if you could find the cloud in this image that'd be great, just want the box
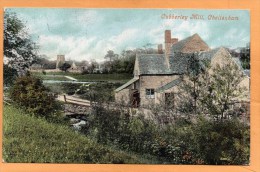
[10,9,249,61]
[38,35,97,60]
[38,28,140,62]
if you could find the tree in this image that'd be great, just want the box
[88,59,99,73]
[4,11,38,76]
[240,53,250,69]
[9,75,59,117]
[176,54,205,116]
[4,64,18,86]
[200,62,247,120]
[104,50,119,62]
[193,118,249,164]
[176,55,247,121]
[59,62,71,72]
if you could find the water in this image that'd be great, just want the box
[43,80,94,84]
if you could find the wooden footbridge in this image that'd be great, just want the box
[56,95,91,107]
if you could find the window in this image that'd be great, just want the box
[146,89,155,99]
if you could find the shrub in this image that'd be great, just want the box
[192,118,250,165]
[42,70,46,75]
[80,82,121,102]
[61,83,81,95]
[9,75,60,117]
[84,105,250,164]
[4,64,18,87]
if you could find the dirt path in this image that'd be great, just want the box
[64,76,77,81]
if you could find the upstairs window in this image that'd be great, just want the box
[146,89,155,99]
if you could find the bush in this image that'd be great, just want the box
[4,64,18,86]
[80,82,121,102]
[193,118,250,165]
[61,83,81,95]
[9,75,60,117]
[83,105,250,164]
[42,70,46,75]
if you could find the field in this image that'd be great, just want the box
[2,105,158,164]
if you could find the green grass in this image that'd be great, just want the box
[32,73,71,81]
[32,72,133,83]
[71,73,133,82]
[3,105,155,164]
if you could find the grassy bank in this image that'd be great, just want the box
[3,105,154,163]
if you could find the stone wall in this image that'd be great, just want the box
[139,75,179,106]
[115,88,131,105]
[64,103,91,116]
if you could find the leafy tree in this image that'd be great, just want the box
[177,55,247,121]
[240,53,250,69]
[86,59,99,73]
[200,62,247,120]
[4,11,38,76]
[9,75,59,117]
[104,50,119,62]
[176,54,206,116]
[59,62,71,72]
[3,64,18,86]
[193,118,249,165]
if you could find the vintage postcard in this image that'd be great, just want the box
[1,6,256,171]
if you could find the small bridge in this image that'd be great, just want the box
[56,95,91,107]
[56,95,91,117]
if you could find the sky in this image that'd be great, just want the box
[5,8,250,62]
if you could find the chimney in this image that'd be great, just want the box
[165,30,172,57]
[165,30,172,67]
[165,30,172,43]
[171,38,178,44]
[158,44,163,54]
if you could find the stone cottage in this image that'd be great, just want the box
[115,30,250,107]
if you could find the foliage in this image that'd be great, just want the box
[59,62,71,72]
[176,54,205,116]
[177,56,247,121]
[9,75,60,117]
[4,11,38,76]
[102,49,136,74]
[4,64,18,86]
[60,83,82,95]
[82,104,249,165]
[200,62,247,120]
[104,50,119,62]
[34,55,57,69]
[193,118,250,165]
[80,82,122,102]
[3,105,152,164]
[84,59,99,73]
[240,53,250,69]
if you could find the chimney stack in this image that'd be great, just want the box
[165,30,172,59]
[165,30,172,43]
[171,38,178,44]
[164,30,179,67]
